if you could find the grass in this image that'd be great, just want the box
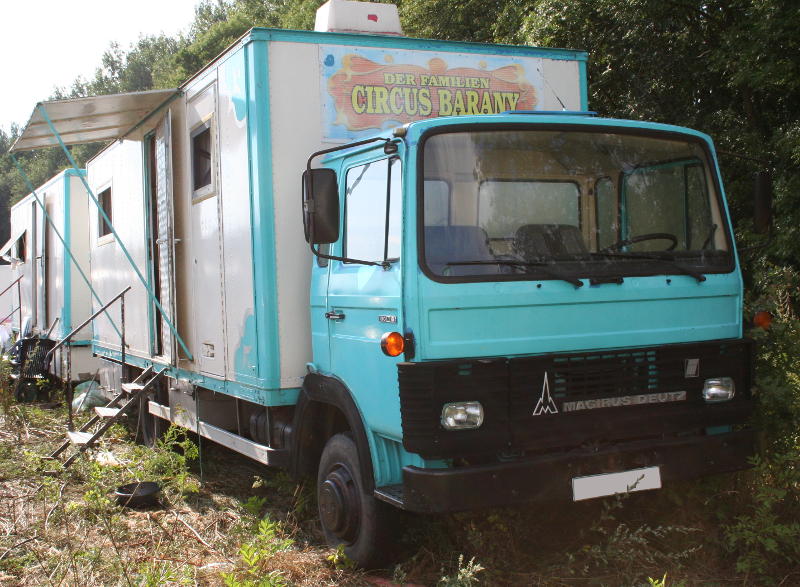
[2,362,799,585]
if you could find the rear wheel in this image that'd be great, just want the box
[13,379,39,403]
[317,433,398,568]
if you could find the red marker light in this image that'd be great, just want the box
[753,310,773,330]
[367,14,378,22]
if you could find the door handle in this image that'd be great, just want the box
[325,311,345,321]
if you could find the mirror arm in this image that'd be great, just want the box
[305,136,396,269]
[305,136,393,174]
[308,241,390,269]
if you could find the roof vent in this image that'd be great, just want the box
[315,0,404,36]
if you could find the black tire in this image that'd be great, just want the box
[317,433,398,568]
[13,379,39,403]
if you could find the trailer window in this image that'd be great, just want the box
[11,232,27,263]
[344,158,401,263]
[191,122,213,197]
[98,187,113,238]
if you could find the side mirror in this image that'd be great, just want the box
[753,171,773,234]
[302,168,340,245]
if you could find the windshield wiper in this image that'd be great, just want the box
[444,260,584,288]
[591,252,707,283]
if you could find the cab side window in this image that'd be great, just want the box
[344,158,401,263]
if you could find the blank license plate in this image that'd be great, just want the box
[572,466,661,501]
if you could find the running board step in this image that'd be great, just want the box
[94,406,122,418]
[374,484,404,508]
[148,400,288,468]
[67,431,94,445]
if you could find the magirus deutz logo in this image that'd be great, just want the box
[532,371,688,416]
[532,371,558,415]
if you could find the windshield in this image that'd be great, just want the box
[420,128,733,282]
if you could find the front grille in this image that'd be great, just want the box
[398,339,753,460]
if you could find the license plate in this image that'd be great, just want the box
[572,466,661,501]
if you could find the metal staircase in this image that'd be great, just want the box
[48,366,165,468]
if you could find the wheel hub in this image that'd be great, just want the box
[319,465,360,542]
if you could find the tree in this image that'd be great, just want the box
[399,0,525,43]
[523,0,800,268]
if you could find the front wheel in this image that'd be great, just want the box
[317,433,398,568]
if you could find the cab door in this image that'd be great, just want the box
[326,155,404,435]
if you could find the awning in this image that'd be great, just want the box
[0,227,25,261]
[10,89,180,152]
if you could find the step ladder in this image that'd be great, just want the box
[48,366,164,469]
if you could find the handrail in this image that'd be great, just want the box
[48,286,131,357]
[1,306,20,325]
[0,276,22,298]
[46,317,60,338]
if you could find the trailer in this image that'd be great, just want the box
[9,0,757,567]
[0,170,102,381]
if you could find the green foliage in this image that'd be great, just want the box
[437,554,484,587]
[647,573,687,587]
[564,495,701,584]
[223,515,293,587]
[723,448,800,579]
[400,0,526,43]
[144,424,201,498]
[242,494,269,517]
[135,560,195,586]
[326,544,355,571]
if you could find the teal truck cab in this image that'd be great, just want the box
[302,112,754,564]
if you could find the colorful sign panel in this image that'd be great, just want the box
[320,45,546,141]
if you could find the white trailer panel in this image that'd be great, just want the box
[3,170,102,380]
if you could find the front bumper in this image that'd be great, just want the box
[394,429,754,513]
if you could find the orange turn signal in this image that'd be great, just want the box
[381,332,405,357]
[753,310,773,330]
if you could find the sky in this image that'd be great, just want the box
[0,0,202,135]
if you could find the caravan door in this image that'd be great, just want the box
[187,81,226,377]
[151,113,178,364]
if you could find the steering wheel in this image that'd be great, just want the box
[602,232,678,252]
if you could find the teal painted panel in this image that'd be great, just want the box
[372,434,439,486]
[326,263,404,439]
[579,60,589,110]
[244,39,281,389]
[420,275,740,359]
[402,113,720,146]
[248,28,588,63]
[93,344,299,406]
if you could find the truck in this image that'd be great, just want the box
[9,0,757,567]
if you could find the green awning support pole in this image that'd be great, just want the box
[10,155,123,341]
[38,103,194,361]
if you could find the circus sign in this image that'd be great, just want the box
[320,46,546,141]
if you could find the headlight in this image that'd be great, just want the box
[703,377,735,402]
[441,401,484,430]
